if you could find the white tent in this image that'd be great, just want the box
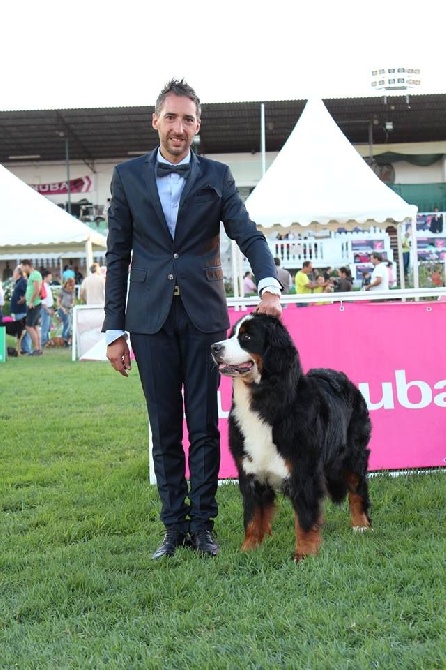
[244,98,418,287]
[0,164,107,264]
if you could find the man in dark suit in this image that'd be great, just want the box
[104,79,282,559]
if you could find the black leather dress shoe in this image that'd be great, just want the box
[190,529,219,556]
[151,529,190,560]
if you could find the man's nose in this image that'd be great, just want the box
[172,118,185,134]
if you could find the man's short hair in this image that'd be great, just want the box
[302,260,312,269]
[274,257,281,266]
[41,269,52,279]
[90,263,99,274]
[371,252,383,262]
[20,258,32,267]
[155,78,201,119]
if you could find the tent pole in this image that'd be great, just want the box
[397,223,405,290]
[231,240,239,300]
[410,218,419,289]
[85,238,93,270]
[261,103,266,177]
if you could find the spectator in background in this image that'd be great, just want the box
[10,265,31,354]
[387,261,396,288]
[361,271,371,288]
[74,265,84,285]
[2,261,13,282]
[312,275,332,305]
[323,267,333,282]
[274,257,291,294]
[430,207,443,234]
[62,264,75,282]
[364,253,389,293]
[80,262,105,305]
[402,232,411,277]
[57,277,75,347]
[334,266,353,292]
[242,271,257,295]
[40,269,54,348]
[20,259,43,356]
[295,261,326,307]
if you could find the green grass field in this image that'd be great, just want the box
[1,345,445,669]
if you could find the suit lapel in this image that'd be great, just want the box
[179,152,200,208]
[144,151,171,239]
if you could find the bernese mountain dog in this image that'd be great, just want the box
[211,313,372,561]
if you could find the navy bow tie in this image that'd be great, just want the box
[157,162,190,178]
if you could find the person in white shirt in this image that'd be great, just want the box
[242,271,257,295]
[40,269,54,347]
[80,263,105,305]
[364,253,389,292]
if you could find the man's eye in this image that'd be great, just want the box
[240,334,250,342]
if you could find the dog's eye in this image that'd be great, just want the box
[240,333,251,342]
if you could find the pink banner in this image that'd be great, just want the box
[183,302,446,476]
[30,176,93,195]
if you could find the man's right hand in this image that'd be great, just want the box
[107,336,131,377]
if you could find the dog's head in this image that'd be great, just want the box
[211,313,300,383]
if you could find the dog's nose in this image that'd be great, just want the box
[211,342,224,357]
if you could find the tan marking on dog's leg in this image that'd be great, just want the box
[240,506,272,551]
[261,502,276,537]
[293,512,322,562]
[241,509,263,551]
[347,474,371,531]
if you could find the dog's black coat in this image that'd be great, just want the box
[211,313,372,559]
[1,317,26,355]
[1,316,26,340]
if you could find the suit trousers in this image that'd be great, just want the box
[130,296,226,533]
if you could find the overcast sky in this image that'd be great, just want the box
[1,0,444,110]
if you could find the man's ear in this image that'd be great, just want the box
[152,113,158,131]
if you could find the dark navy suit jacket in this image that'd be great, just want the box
[103,148,277,335]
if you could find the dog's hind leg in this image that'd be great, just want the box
[240,480,276,552]
[346,473,371,531]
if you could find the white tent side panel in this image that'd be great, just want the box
[0,164,106,251]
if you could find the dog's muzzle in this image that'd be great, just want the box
[211,341,254,376]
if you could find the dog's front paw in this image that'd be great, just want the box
[293,552,310,563]
[352,525,373,533]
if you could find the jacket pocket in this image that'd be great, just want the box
[130,268,147,282]
[205,266,224,281]
[191,185,221,202]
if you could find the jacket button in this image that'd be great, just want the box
[173,253,179,259]
[168,274,174,280]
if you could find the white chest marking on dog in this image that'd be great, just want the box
[233,379,289,489]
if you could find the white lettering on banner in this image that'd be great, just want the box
[217,370,446,418]
[29,176,93,195]
[359,370,446,410]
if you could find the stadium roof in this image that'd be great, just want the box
[1,93,446,165]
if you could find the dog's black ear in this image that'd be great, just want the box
[262,318,301,378]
